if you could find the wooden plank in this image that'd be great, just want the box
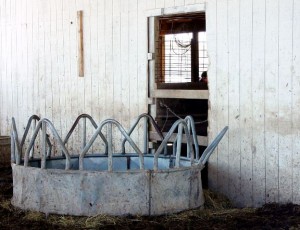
[112,0,122,151]
[194,0,206,3]
[76,0,85,153]
[120,0,130,132]
[37,0,46,121]
[16,0,23,130]
[49,0,61,155]
[227,0,241,207]
[278,0,293,204]
[137,0,148,118]
[155,0,164,9]
[26,0,34,127]
[96,0,105,123]
[153,89,208,99]
[163,4,205,15]
[174,0,185,7]
[215,0,229,200]
[20,0,29,128]
[252,0,266,207]
[185,0,195,6]
[146,0,155,10]
[93,0,107,153]
[56,0,65,146]
[68,0,79,153]
[164,0,175,8]
[88,0,99,153]
[62,0,72,150]
[0,0,6,134]
[149,131,208,146]
[11,0,17,129]
[45,0,53,121]
[239,0,253,207]
[82,1,93,154]
[104,0,113,119]
[128,0,139,151]
[6,0,11,134]
[292,0,300,205]
[206,0,218,191]
[77,11,84,77]
[265,0,279,204]
[0,1,3,134]
[137,0,148,149]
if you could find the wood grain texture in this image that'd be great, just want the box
[239,0,254,207]
[292,0,300,205]
[206,0,218,191]
[77,10,84,77]
[227,0,241,207]
[252,0,266,207]
[0,0,300,208]
[215,0,229,199]
[278,0,293,204]
[265,0,279,204]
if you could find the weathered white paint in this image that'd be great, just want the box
[1,0,300,208]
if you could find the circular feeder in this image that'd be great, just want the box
[10,114,228,216]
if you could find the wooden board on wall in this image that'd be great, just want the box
[239,0,253,207]
[278,0,293,204]
[292,0,300,205]
[227,0,241,207]
[265,0,279,204]
[252,0,266,207]
[215,0,229,200]
[206,0,218,191]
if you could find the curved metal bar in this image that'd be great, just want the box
[63,114,108,154]
[121,113,165,154]
[153,119,194,171]
[11,118,22,165]
[24,119,71,170]
[20,115,52,158]
[20,115,40,147]
[79,119,144,171]
[198,126,229,165]
[184,116,200,160]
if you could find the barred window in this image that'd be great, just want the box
[156,13,208,86]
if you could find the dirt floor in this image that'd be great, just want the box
[1,166,300,230]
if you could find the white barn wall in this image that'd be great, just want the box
[206,0,300,207]
[1,0,300,207]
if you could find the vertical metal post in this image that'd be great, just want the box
[11,131,16,163]
[82,117,87,151]
[30,119,36,158]
[143,118,148,154]
[191,32,199,82]
[186,119,191,158]
[41,121,47,169]
[175,124,183,168]
[108,123,113,171]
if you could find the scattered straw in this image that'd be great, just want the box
[204,189,233,210]
[85,214,122,228]
[0,200,14,212]
[23,211,45,222]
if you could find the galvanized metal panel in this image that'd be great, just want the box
[12,164,151,216]
[150,166,204,215]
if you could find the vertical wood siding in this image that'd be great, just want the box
[1,0,300,207]
[207,0,300,207]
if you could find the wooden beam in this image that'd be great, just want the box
[77,10,84,77]
[152,89,209,99]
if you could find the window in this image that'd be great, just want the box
[155,13,207,88]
